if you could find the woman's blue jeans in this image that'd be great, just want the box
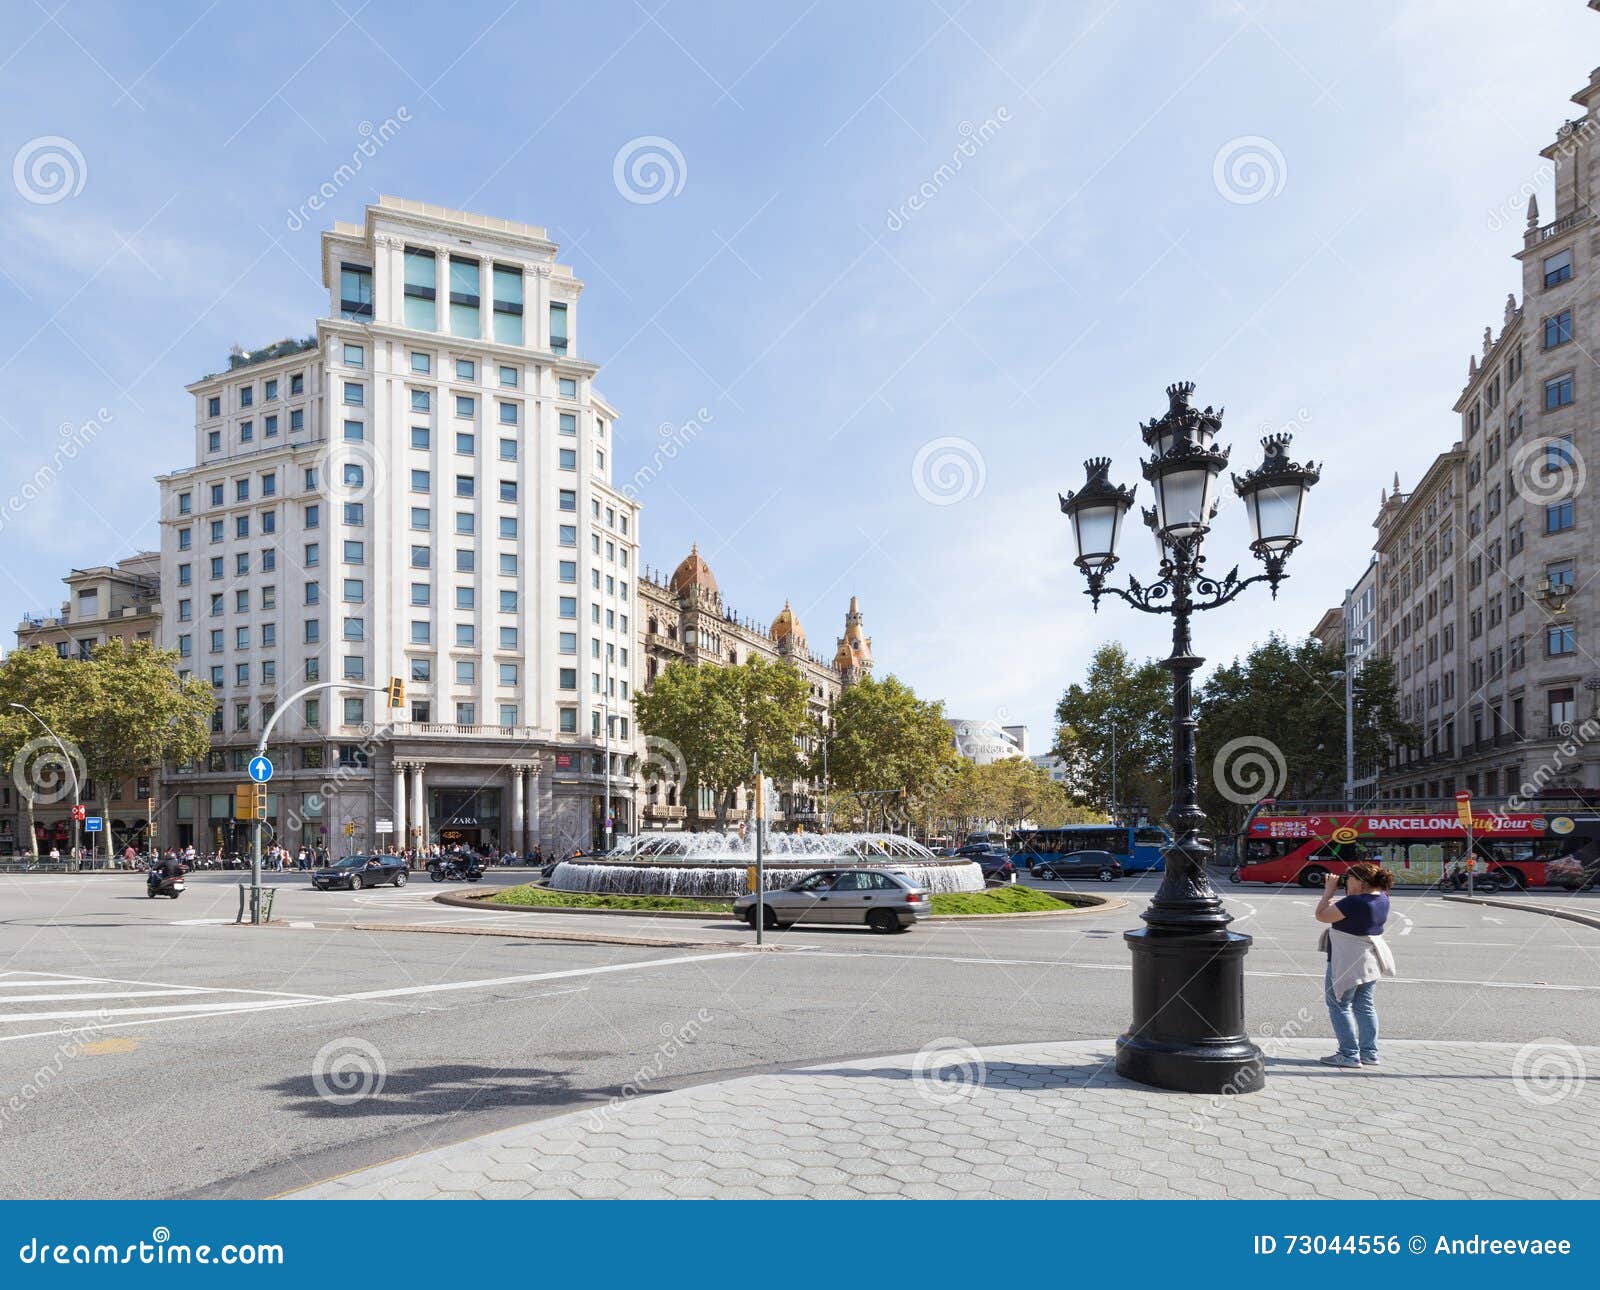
[1324,964,1379,1061]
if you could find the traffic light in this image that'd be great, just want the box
[386,676,406,709]
[254,784,267,821]
[70,804,86,822]
[234,785,254,821]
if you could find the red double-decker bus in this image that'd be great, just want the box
[1232,802,1600,890]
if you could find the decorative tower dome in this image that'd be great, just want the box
[833,595,873,685]
[669,544,719,602]
[770,600,805,655]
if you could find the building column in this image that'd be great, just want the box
[411,763,427,851]
[510,764,526,857]
[392,762,407,851]
[529,762,544,853]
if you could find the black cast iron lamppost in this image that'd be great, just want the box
[1060,381,1320,1094]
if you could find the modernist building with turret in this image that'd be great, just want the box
[638,546,872,829]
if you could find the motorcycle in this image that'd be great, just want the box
[147,868,186,899]
[428,852,484,883]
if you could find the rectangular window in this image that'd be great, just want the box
[559,708,577,733]
[449,256,480,337]
[343,420,364,441]
[559,596,577,618]
[404,248,437,331]
[499,590,517,612]
[304,541,320,567]
[343,540,365,564]
[289,408,303,432]
[455,659,476,684]
[455,395,475,418]
[340,263,373,319]
[499,516,517,539]
[1547,501,1575,532]
[549,302,568,354]
[1548,624,1576,656]
[239,420,253,443]
[559,411,577,436]
[305,580,320,605]
[411,583,431,606]
[499,480,517,502]
[412,469,431,493]
[343,381,363,406]
[559,489,576,511]
[558,377,577,398]
[411,350,432,374]
[304,503,320,529]
[499,365,518,388]
[1543,248,1573,288]
[498,553,517,575]
[559,524,577,547]
[343,502,364,527]
[456,475,475,498]
[411,389,431,413]
[559,448,577,470]
[206,396,221,418]
[559,632,577,654]
[411,426,430,450]
[261,472,277,497]
[264,414,278,438]
[411,544,431,568]
[492,264,523,344]
[1544,310,1574,348]
[498,401,518,426]
[456,432,475,455]
[559,560,577,583]
[499,438,517,462]
[235,515,250,539]
[500,626,518,649]
[343,342,364,367]
[455,586,475,610]
[343,578,365,602]
[1545,374,1574,409]
[410,621,431,644]
[455,623,475,647]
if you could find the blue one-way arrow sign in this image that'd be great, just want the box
[248,756,274,784]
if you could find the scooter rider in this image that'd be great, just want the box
[148,850,186,894]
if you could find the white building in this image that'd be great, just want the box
[156,197,638,857]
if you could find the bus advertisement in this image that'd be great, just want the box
[1233,807,1599,890]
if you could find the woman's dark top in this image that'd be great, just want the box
[1332,892,1389,937]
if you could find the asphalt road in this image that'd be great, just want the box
[0,869,1596,1199]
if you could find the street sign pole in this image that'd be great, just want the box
[1455,790,1474,897]
[753,752,764,948]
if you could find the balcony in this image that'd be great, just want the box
[389,721,551,742]
[642,804,688,820]
[1526,205,1591,247]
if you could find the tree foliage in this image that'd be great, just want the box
[635,656,810,829]
[928,756,1099,840]
[1052,642,1172,821]
[1196,634,1412,833]
[822,674,959,829]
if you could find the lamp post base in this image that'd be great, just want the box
[1115,926,1265,1095]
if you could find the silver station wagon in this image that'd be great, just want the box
[733,868,928,933]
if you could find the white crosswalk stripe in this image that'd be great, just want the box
[0,970,327,1042]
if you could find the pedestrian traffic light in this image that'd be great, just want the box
[234,785,254,821]
[386,676,406,709]
[70,804,86,822]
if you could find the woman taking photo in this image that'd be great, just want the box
[1314,861,1397,1069]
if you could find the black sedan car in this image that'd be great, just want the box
[312,854,409,891]
[1029,850,1123,883]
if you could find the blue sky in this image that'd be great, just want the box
[0,0,1595,747]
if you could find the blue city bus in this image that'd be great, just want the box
[1008,824,1169,873]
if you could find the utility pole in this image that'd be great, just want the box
[1110,716,1118,825]
[1343,584,1356,812]
[753,751,765,947]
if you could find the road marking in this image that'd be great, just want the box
[0,950,750,1043]
[1395,911,1414,937]
[0,989,221,1003]
[1483,915,1505,925]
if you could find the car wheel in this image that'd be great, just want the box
[394,870,408,887]
[1035,867,1054,881]
[1299,866,1328,888]
[350,874,363,891]
[868,909,900,934]
[744,907,759,930]
[761,904,780,930]
[1098,868,1115,882]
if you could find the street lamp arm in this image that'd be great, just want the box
[1085,559,1288,614]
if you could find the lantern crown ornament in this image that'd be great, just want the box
[1059,457,1136,574]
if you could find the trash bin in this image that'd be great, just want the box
[235,884,279,924]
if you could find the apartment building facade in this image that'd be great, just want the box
[154,197,639,856]
[1373,65,1600,802]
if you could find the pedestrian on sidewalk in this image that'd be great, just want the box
[1314,861,1397,1069]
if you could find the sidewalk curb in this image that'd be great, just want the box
[1443,892,1600,931]
[347,922,772,950]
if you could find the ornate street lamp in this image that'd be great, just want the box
[1059,380,1319,1095]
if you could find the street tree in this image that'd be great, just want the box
[635,656,810,830]
[70,642,214,857]
[823,674,959,831]
[1053,642,1171,821]
[1196,633,1411,833]
[0,648,83,857]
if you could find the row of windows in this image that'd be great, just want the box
[340,253,569,354]
[204,372,306,419]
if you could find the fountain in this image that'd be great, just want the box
[547,831,985,897]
